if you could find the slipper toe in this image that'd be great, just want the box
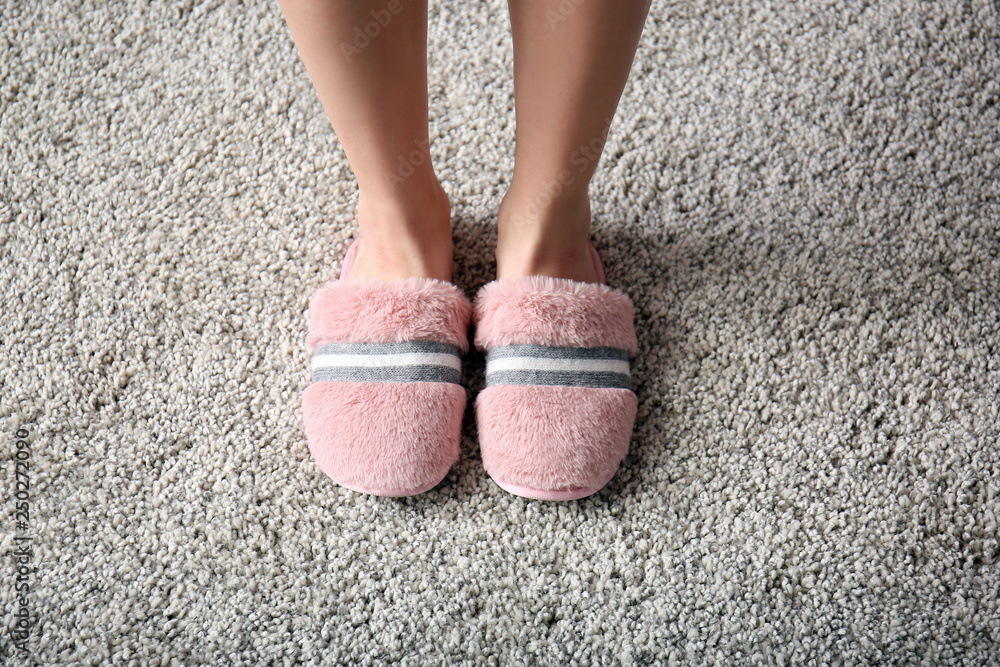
[304,380,466,496]
[475,384,637,500]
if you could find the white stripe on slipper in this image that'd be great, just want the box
[312,352,462,372]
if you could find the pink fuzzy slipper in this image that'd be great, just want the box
[472,245,638,500]
[302,240,472,496]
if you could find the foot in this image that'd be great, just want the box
[347,180,454,282]
[495,188,600,284]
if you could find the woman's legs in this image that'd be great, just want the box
[278,0,452,281]
[499,0,652,283]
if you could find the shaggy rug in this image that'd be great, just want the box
[2,0,998,663]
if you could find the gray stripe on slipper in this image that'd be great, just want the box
[485,369,632,389]
[312,366,462,384]
[486,344,628,362]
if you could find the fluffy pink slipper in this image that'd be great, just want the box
[472,245,638,500]
[302,240,472,496]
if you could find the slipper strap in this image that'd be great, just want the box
[484,343,631,390]
[311,341,464,384]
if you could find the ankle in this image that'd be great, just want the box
[359,178,451,237]
[495,191,599,283]
[350,180,454,282]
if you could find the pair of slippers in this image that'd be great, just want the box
[302,239,637,500]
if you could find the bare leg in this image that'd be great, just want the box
[279,0,452,281]
[499,0,652,282]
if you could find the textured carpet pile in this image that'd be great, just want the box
[2,0,999,663]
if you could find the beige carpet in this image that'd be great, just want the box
[2,0,999,663]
